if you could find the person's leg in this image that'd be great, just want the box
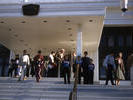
[18,66,22,81]
[78,68,81,84]
[8,68,12,77]
[83,69,87,84]
[90,71,93,84]
[86,70,90,84]
[67,68,71,84]
[88,70,91,84]
[35,67,40,82]
[39,67,41,80]
[26,66,29,77]
[63,68,67,84]
[118,79,120,85]
[12,67,15,77]
[105,68,109,85]
[16,66,19,77]
[15,66,17,77]
[21,66,24,80]
[110,67,115,85]
[23,65,27,80]
[116,79,120,86]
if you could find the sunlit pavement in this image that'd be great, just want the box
[0,77,133,100]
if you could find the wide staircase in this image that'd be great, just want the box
[0,77,133,100]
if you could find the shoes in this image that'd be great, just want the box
[23,77,27,80]
[16,75,19,78]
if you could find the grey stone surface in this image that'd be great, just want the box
[0,77,133,100]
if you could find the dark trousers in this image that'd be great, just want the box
[63,67,70,84]
[8,66,18,77]
[30,66,35,77]
[83,68,89,84]
[105,64,115,85]
[88,70,94,84]
[35,66,41,82]
[78,68,82,84]
[8,68,13,77]
[26,66,30,77]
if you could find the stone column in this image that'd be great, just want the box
[76,24,82,56]
[88,49,99,84]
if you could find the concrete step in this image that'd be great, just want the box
[0,77,71,100]
[0,77,133,100]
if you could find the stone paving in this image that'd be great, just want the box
[0,77,133,100]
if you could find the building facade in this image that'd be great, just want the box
[0,0,133,82]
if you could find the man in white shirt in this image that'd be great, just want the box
[18,50,30,81]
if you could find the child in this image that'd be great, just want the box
[88,59,95,84]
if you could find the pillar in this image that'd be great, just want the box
[76,24,82,56]
[88,49,99,83]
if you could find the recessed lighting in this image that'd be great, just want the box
[25,44,28,46]
[70,40,74,41]
[68,28,72,30]
[14,34,18,37]
[69,34,72,36]
[0,21,4,23]
[9,28,12,31]
[21,21,26,23]
[66,20,70,22]
[43,48,46,50]
[43,21,47,23]
[20,40,24,42]
[89,20,93,22]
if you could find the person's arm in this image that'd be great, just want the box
[122,59,125,73]
[103,56,108,68]
[27,56,30,66]
[112,57,116,70]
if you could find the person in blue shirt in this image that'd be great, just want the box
[75,56,82,84]
[103,53,116,85]
[62,55,71,84]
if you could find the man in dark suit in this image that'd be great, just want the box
[82,51,91,84]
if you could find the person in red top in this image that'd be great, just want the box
[34,50,44,82]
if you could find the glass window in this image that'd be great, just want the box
[126,35,132,47]
[118,35,124,47]
[108,36,114,47]
[100,36,107,47]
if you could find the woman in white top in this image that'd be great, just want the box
[116,52,125,86]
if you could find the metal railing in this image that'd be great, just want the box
[69,64,79,100]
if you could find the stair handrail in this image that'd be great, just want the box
[69,63,79,100]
